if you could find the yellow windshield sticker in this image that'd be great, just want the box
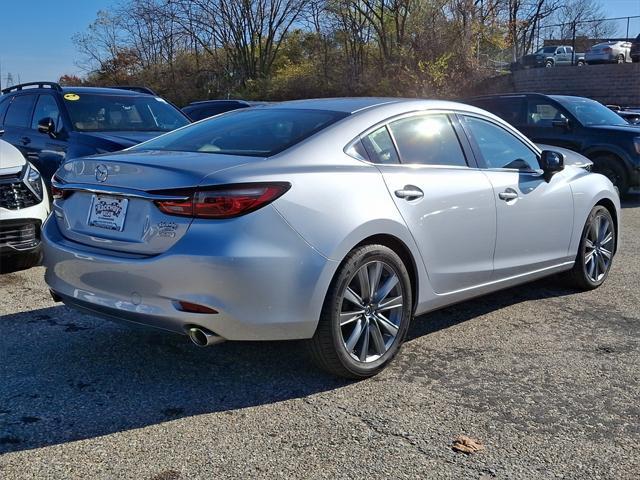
[64,93,80,101]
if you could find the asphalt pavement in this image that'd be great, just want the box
[0,194,638,479]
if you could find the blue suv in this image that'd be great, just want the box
[0,82,190,186]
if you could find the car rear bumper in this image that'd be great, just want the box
[42,206,337,341]
[586,53,618,63]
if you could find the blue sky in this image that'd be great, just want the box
[1,0,639,88]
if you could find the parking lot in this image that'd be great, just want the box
[0,193,638,479]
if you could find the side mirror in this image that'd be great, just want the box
[540,150,564,181]
[551,117,570,130]
[37,117,56,137]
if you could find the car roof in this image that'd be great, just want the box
[187,99,256,107]
[61,86,151,96]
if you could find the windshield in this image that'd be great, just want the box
[64,93,189,132]
[556,97,628,126]
[132,108,348,157]
[536,47,557,54]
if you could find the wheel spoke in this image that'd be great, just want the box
[340,311,363,326]
[377,295,403,312]
[587,254,596,280]
[359,323,370,362]
[597,254,607,277]
[357,267,371,303]
[584,249,595,264]
[592,253,600,280]
[600,247,612,260]
[601,231,613,246]
[369,320,386,355]
[585,238,595,250]
[375,313,399,336]
[345,318,365,352]
[344,287,365,309]
[598,218,610,244]
[375,274,399,303]
[368,262,383,298]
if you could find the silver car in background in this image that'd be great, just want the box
[586,41,633,64]
[43,98,620,378]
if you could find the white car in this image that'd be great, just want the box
[0,140,49,272]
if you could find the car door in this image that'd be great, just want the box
[0,93,37,160]
[459,114,574,279]
[520,97,584,151]
[359,112,496,294]
[28,93,69,181]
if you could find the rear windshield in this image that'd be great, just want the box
[132,108,348,157]
[64,93,189,132]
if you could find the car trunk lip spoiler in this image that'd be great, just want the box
[50,181,191,201]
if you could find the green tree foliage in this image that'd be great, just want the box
[65,0,567,105]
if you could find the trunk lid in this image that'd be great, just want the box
[53,150,260,255]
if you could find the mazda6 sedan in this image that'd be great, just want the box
[43,98,620,378]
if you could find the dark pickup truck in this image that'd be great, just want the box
[520,46,585,68]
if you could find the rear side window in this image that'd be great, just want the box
[0,97,10,123]
[186,105,247,121]
[471,97,526,126]
[361,126,400,164]
[388,114,467,167]
[4,95,36,127]
[133,108,348,157]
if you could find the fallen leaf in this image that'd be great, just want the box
[452,435,485,454]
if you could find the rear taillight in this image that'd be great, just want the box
[51,175,70,200]
[155,183,290,219]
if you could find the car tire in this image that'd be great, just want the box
[545,60,554,68]
[616,54,625,64]
[563,205,615,291]
[592,155,629,197]
[577,60,585,66]
[307,244,413,379]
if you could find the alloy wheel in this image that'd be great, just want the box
[584,214,614,283]
[339,260,404,363]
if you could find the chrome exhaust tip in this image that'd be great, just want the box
[187,327,225,347]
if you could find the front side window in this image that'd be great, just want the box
[463,116,539,171]
[4,95,36,128]
[31,95,62,131]
[133,108,347,157]
[64,93,189,132]
[527,100,568,127]
[361,126,400,164]
[388,114,467,167]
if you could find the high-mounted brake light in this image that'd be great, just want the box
[155,183,290,219]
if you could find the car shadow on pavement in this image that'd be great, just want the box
[0,275,579,454]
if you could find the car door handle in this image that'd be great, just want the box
[20,136,31,145]
[498,189,519,201]
[395,186,424,200]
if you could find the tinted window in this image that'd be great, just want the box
[0,97,10,123]
[4,95,36,127]
[31,95,62,131]
[471,97,525,126]
[64,93,188,132]
[133,108,347,157]
[527,99,568,127]
[463,116,539,170]
[388,114,467,167]
[184,104,249,121]
[361,126,399,164]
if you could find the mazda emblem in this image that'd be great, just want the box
[95,164,109,183]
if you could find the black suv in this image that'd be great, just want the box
[0,82,190,186]
[182,99,268,121]
[465,93,640,195]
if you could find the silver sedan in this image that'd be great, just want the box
[43,98,620,378]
